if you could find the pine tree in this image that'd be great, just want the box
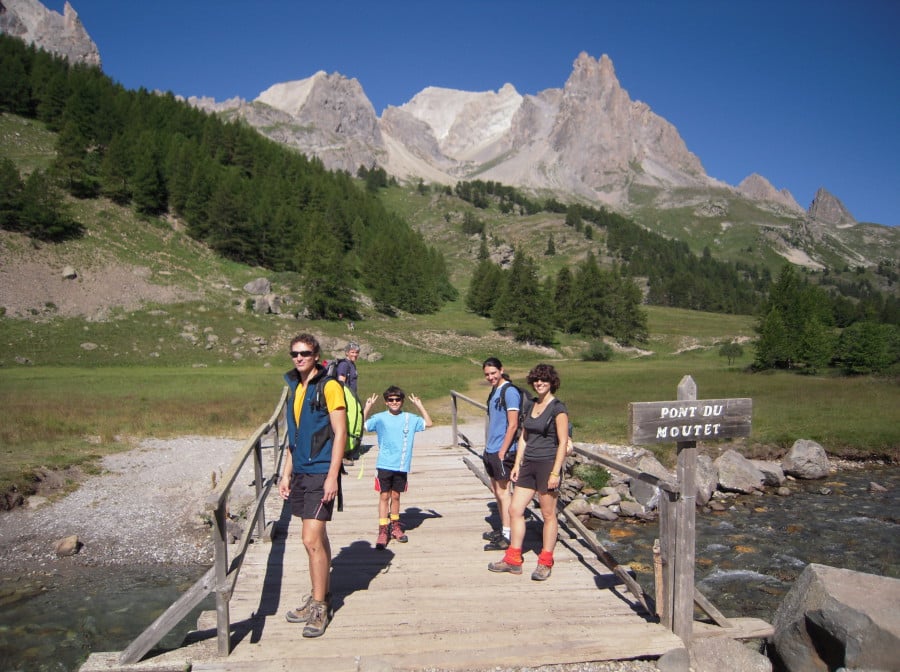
[492,250,555,345]
[0,158,23,230]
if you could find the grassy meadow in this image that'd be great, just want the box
[2,302,898,501]
[1,112,897,502]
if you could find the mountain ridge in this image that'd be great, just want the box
[3,0,896,278]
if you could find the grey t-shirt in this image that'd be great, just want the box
[522,399,567,461]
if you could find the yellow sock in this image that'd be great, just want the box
[390,514,400,522]
[379,518,389,526]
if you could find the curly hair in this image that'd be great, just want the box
[526,363,561,393]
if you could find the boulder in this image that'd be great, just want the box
[751,459,786,486]
[772,563,900,672]
[243,277,271,295]
[691,638,771,672]
[629,454,673,508]
[696,453,718,505]
[782,439,831,480]
[715,449,765,494]
[61,265,77,279]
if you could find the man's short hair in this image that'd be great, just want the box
[345,342,360,353]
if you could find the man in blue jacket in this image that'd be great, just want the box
[279,333,346,638]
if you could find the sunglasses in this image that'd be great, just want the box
[385,397,403,402]
[290,350,314,358]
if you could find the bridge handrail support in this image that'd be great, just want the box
[117,386,290,665]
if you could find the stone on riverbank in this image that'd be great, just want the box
[782,439,831,480]
[54,534,81,557]
[772,563,900,672]
[715,449,765,494]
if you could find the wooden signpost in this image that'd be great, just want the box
[627,376,752,646]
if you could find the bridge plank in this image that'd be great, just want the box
[83,428,695,671]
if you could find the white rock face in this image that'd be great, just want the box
[0,0,101,66]
[256,72,326,116]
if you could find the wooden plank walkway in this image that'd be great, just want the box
[85,424,694,671]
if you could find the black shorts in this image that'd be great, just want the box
[290,472,335,521]
[482,450,516,482]
[375,469,408,493]
[515,458,557,494]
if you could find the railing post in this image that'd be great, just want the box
[212,503,231,656]
[451,391,459,447]
[672,375,697,646]
[253,438,266,539]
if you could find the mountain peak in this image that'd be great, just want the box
[0,0,100,66]
[737,174,804,214]
[808,188,856,227]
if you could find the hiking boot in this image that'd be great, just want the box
[483,535,510,551]
[390,520,408,543]
[302,599,330,638]
[482,529,502,541]
[531,564,552,581]
[487,559,522,575]
[286,592,331,623]
[375,524,389,549]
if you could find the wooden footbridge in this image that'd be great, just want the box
[81,386,771,672]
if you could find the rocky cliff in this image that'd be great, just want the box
[0,0,100,66]
[7,2,879,242]
[807,187,857,227]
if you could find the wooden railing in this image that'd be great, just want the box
[447,388,729,642]
[117,387,290,664]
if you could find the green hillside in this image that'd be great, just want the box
[2,109,899,507]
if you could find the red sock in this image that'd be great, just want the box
[538,550,554,567]
[504,547,523,565]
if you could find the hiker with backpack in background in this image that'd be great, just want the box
[489,363,569,582]
[335,342,360,393]
[481,357,522,551]
[363,386,432,549]
[326,343,363,464]
[279,333,346,637]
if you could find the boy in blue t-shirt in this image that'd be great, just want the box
[363,386,432,549]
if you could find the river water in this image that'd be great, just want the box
[0,466,897,671]
[596,464,900,622]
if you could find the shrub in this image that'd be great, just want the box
[572,462,610,490]
[582,341,613,362]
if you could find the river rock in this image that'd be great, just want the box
[715,449,764,494]
[782,439,831,480]
[566,497,592,516]
[598,491,621,507]
[696,453,718,505]
[691,637,772,672]
[657,647,690,672]
[629,454,673,508]
[772,563,900,672]
[618,500,645,517]
[751,459,786,486]
[54,534,81,557]
[589,504,618,521]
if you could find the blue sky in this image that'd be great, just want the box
[44,0,900,226]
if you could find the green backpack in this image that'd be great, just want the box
[314,364,363,458]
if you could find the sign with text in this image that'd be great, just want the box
[627,398,752,445]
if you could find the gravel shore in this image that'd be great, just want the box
[0,436,251,573]
[0,434,666,671]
